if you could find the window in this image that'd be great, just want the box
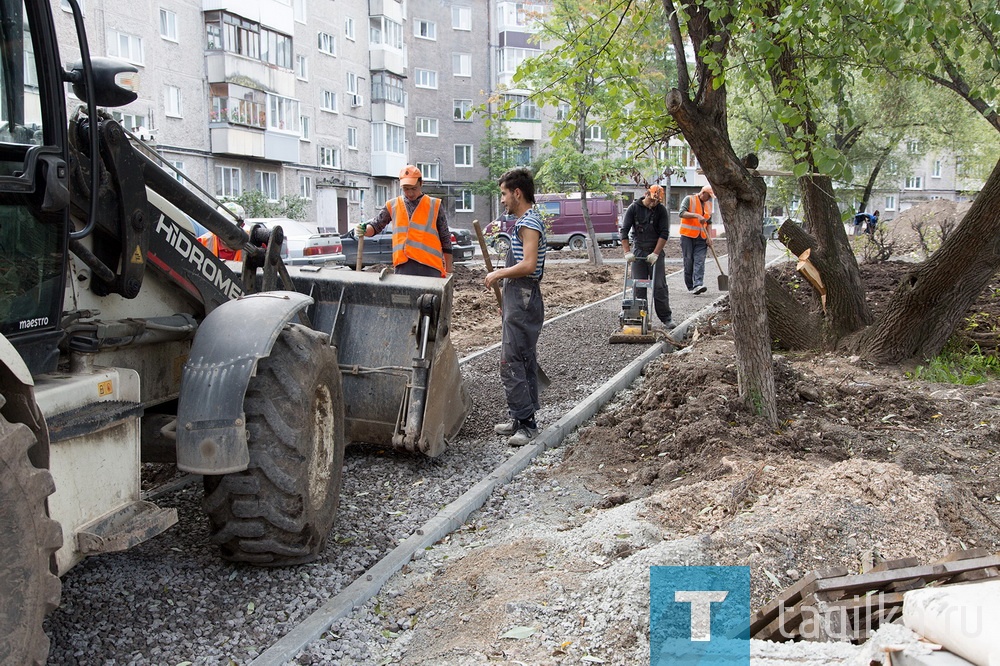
[347,72,359,95]
[371,72,404,105]
[318,31,336,56]
[215,12,260,58]
[375,184,389,206]
[453,99,473,121]
[345,17,355,41]
[586,125,605,142]
[416,162,439,181]
[257,171,279,201]
[61,0,86,13]
[452,6,472,30]
[370,17,403,49]
[885,195,896,211]
[452,53,471,77]
[456,190,474,212]
[906,140,921,154]
[111,111,146,131]
[300,115,311,140]
[293,0,306,23]
[904,175,923,190]
[216,166,242,198]
[299,174,313,199]
[502,94,539,121]
[415,117,438,136]
[165,85,182,117]
[497,47,538,74]
[511,144,531,165]
[159,9,178,41]
[454,144,473,167]
[296,54,308,80]
[210,83,266,127]
[261,29,293,69]
[555,102,571,121]
[268,95,300,132]
[107,30,144,65]
[347,126,358,149]
[170,160,186,184]
[497,2,545,28]
[321,90,338,113]
[932,160,942,178]
[372,123,405,154]
[415,19,437,40]
[319,146,340,168]
[415,69,438,89]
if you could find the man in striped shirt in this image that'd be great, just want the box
[485,168,547,446]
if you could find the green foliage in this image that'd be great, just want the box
[470,120,525,198]
[906,345,1000,385]
[232,191,308,220]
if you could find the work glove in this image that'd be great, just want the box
[624,252,635,262]
[354,222,367,237]
[645,253,658,266]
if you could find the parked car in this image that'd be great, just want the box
[485,193,622,254]
[450,227,476,262]
[246,217,345,265]
[341,226,475,268]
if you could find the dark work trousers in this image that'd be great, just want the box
[680,236,708,291]
[632,250,672,325]
[395,259,443,277]
[500,276,544,421]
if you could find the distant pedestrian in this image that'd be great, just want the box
[853,210,872,236]
[486,167,547,447]
[866,210,880,237]
[621,184,673,328]
[678,186,714,294]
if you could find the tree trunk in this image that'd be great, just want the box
[796,175,873,339]
[577,184,605,266]
[862,156,1000,363]
[666,89,776,425]
[765,273,824,351]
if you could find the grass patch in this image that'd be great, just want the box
[907,344,1000,385]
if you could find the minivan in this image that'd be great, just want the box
[487,193,622,253]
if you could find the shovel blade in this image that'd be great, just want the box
[718,273,729,291]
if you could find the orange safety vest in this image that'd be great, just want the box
[197,233,243,261]
[388,196,445,276]
[679,195,712,239]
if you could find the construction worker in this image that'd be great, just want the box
[356,165,453,277]
[197,202,245,261]
[622,184,673,329]
[678,185,714,294]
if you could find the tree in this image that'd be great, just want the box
[514,0,642,266]
[233,190,308,220]
[470,119,527,223]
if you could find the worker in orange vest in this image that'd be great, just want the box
[356,165,453,277]
[197,202,245,261]
[678,185,714,294]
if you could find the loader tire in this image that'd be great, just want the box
[0,416,62,666]
[203,324,345,565]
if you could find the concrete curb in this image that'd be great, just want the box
[250,339,669,666]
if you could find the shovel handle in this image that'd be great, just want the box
[708,241,725,274]
[473,220,503,309]
[355,226,365,272]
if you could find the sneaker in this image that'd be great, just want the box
[494,419,518,436]
[687,288,696,293]
[694,285,708,295]
[507,425,539,447]
[664,320,676,329]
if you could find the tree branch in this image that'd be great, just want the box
[663,0,689,95]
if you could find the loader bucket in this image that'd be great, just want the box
[288,269,471,457]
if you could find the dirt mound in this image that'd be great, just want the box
[881,199,973,256]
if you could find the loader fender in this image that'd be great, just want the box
[175,291,313,474]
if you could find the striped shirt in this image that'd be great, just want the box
[511,207,547,280]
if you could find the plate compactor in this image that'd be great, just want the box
[610,262,658,344]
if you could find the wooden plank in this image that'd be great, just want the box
[749,566,849,638]
[810,556,1000,595]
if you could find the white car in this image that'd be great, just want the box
[246,217,346,266]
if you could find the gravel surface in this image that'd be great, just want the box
[43,295,650,665]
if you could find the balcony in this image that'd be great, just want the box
[210,126,264,158]
[206,51,296,98]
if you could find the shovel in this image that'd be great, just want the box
[355,224,366,272]
[472,220,551,392]
[707,241,729,291]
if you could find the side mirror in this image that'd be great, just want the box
[65,57,139,108]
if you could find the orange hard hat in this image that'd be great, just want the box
[648,184,664,201]
[700,185,714,196]
[399,165,422,185]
